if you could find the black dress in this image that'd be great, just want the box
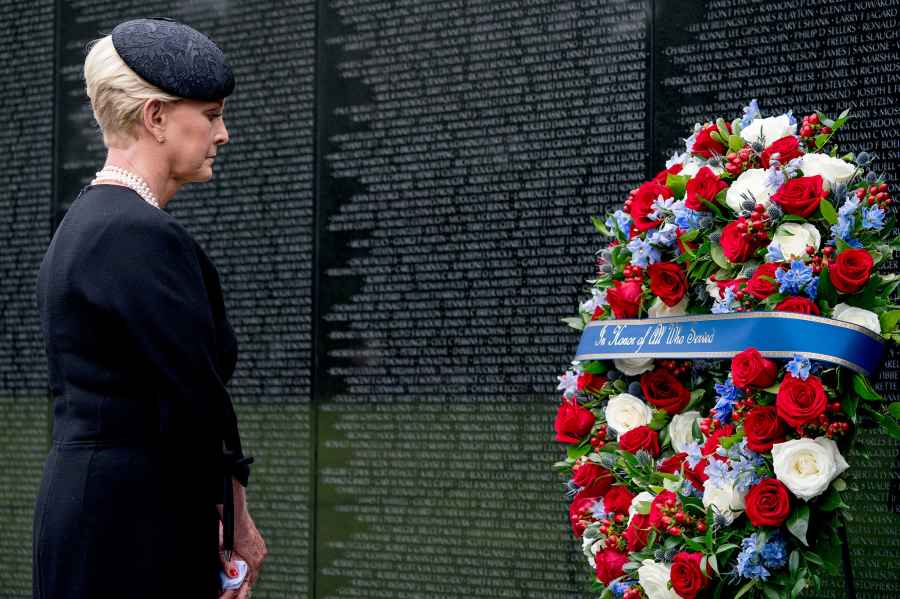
[33,185,244,599]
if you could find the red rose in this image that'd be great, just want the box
[648,262,688,307]
[569,495,597,537]
[746,262,780,300]
[554,400,596,444]
[640,369,690,414]
[685,458,708,490]
[653,163,684,185]
[743,405,786,452]
[603,485,636,515]
[702,424,735,456]
[607,280,643,319]
[649,490,678,529]
[591,306,606,320]
[745,478,792,527]
[577,372,607,394]
[731,348,777,390]
[771,175,825,217]
[670,551,710,599]
[776,374,827,428]
[829,248,874,294]
[619,425,661,457]
[708,273,748,299]
[572,462,609,489]
[775,296,821,315]
[595,549,629,585]
[761,136,802,169]
[685,167,728,211]
[720,219,765,263]
[658,452,687,474]
[625,512,652,551]
[629,181,672,231]
[691,122,730,158]
[574,472,614,503]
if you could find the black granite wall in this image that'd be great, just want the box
[0,0,896,597]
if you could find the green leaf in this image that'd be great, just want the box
[728,134,744,152]
[710,244,730,269]
[815,134,830,149]
[567,443,592,460]
[716,117,730,140]
[819,198,837,225]
[789,550,800,576]
[841,392,858,420]
[818,487,848,511]
[592,216,613,237]
[818,266,838,306]
[879,310,900,336]
[649,409,670,431]
[763,382,781,394]
[889,402,900,420]
[791,576,809,597]
[581,361,609,374]
[734,580,756,599]
[680,228,700,243]
[710,131,726,144]
[702,198,725,218]
[667,174,691,199]
[853,374,883,402]
[561,316,585,331]
[761,584,781,599]
[787,504,810,546]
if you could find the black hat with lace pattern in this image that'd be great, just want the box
[111,17,234,101]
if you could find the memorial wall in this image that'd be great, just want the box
[0,0,896,597]
[0,1,55,595]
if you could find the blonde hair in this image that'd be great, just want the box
[83,36,180,147]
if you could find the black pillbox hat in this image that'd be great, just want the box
[111,18,234,101]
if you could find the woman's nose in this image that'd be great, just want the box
[216,121,229,146]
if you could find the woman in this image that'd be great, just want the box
[33,18,266,599]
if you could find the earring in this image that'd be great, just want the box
[157,136,166,144]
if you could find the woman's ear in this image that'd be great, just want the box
[142,99,169,143]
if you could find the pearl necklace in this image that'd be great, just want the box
[91,165,160,209]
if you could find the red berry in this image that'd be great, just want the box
[821,127,832,134]
[809,113,820,125]
[668,526,682,536]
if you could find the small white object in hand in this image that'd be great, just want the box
[220,558,248,590]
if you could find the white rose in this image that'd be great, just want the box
[648,296,688,318]
[668,411,701,453]
[702,480,746,525]
[628,491,655,522]
[681,161,724,178]
[638,560,679,599]
[740,115,797,147]
[725,168,773,212]
[832,303,881,335]
[613,357,655,376]
[799,153,856,191]
[582,535,604,568]
[771,222,821,260]
[772,437,849,501]
[605,393,653,437]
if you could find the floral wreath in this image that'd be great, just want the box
[554,100,900,599]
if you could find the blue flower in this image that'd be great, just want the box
[736,534,771,581]
[765,242,785,263]
[776,260,815,296]
[786,355,811,380]
[705,459,731,487]
[650,197,676,221]
[590,498,608,520]
[838,196,861,218]
[765,166,785,190]
[861,205,885,230]
[627,237,661,268]
[741,99,761,128]
[685,441,703,468]
[649,223,678,248]
[785,111,797,127]
[610,581,636,597]
[712,376,742,424]
[671,200,706,231]
[760,533,788,569]
[712,287,737,314]
[607,210,633,236]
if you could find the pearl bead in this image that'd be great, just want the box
[91,166,160,209]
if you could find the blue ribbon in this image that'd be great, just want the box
[574,312,885,376]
